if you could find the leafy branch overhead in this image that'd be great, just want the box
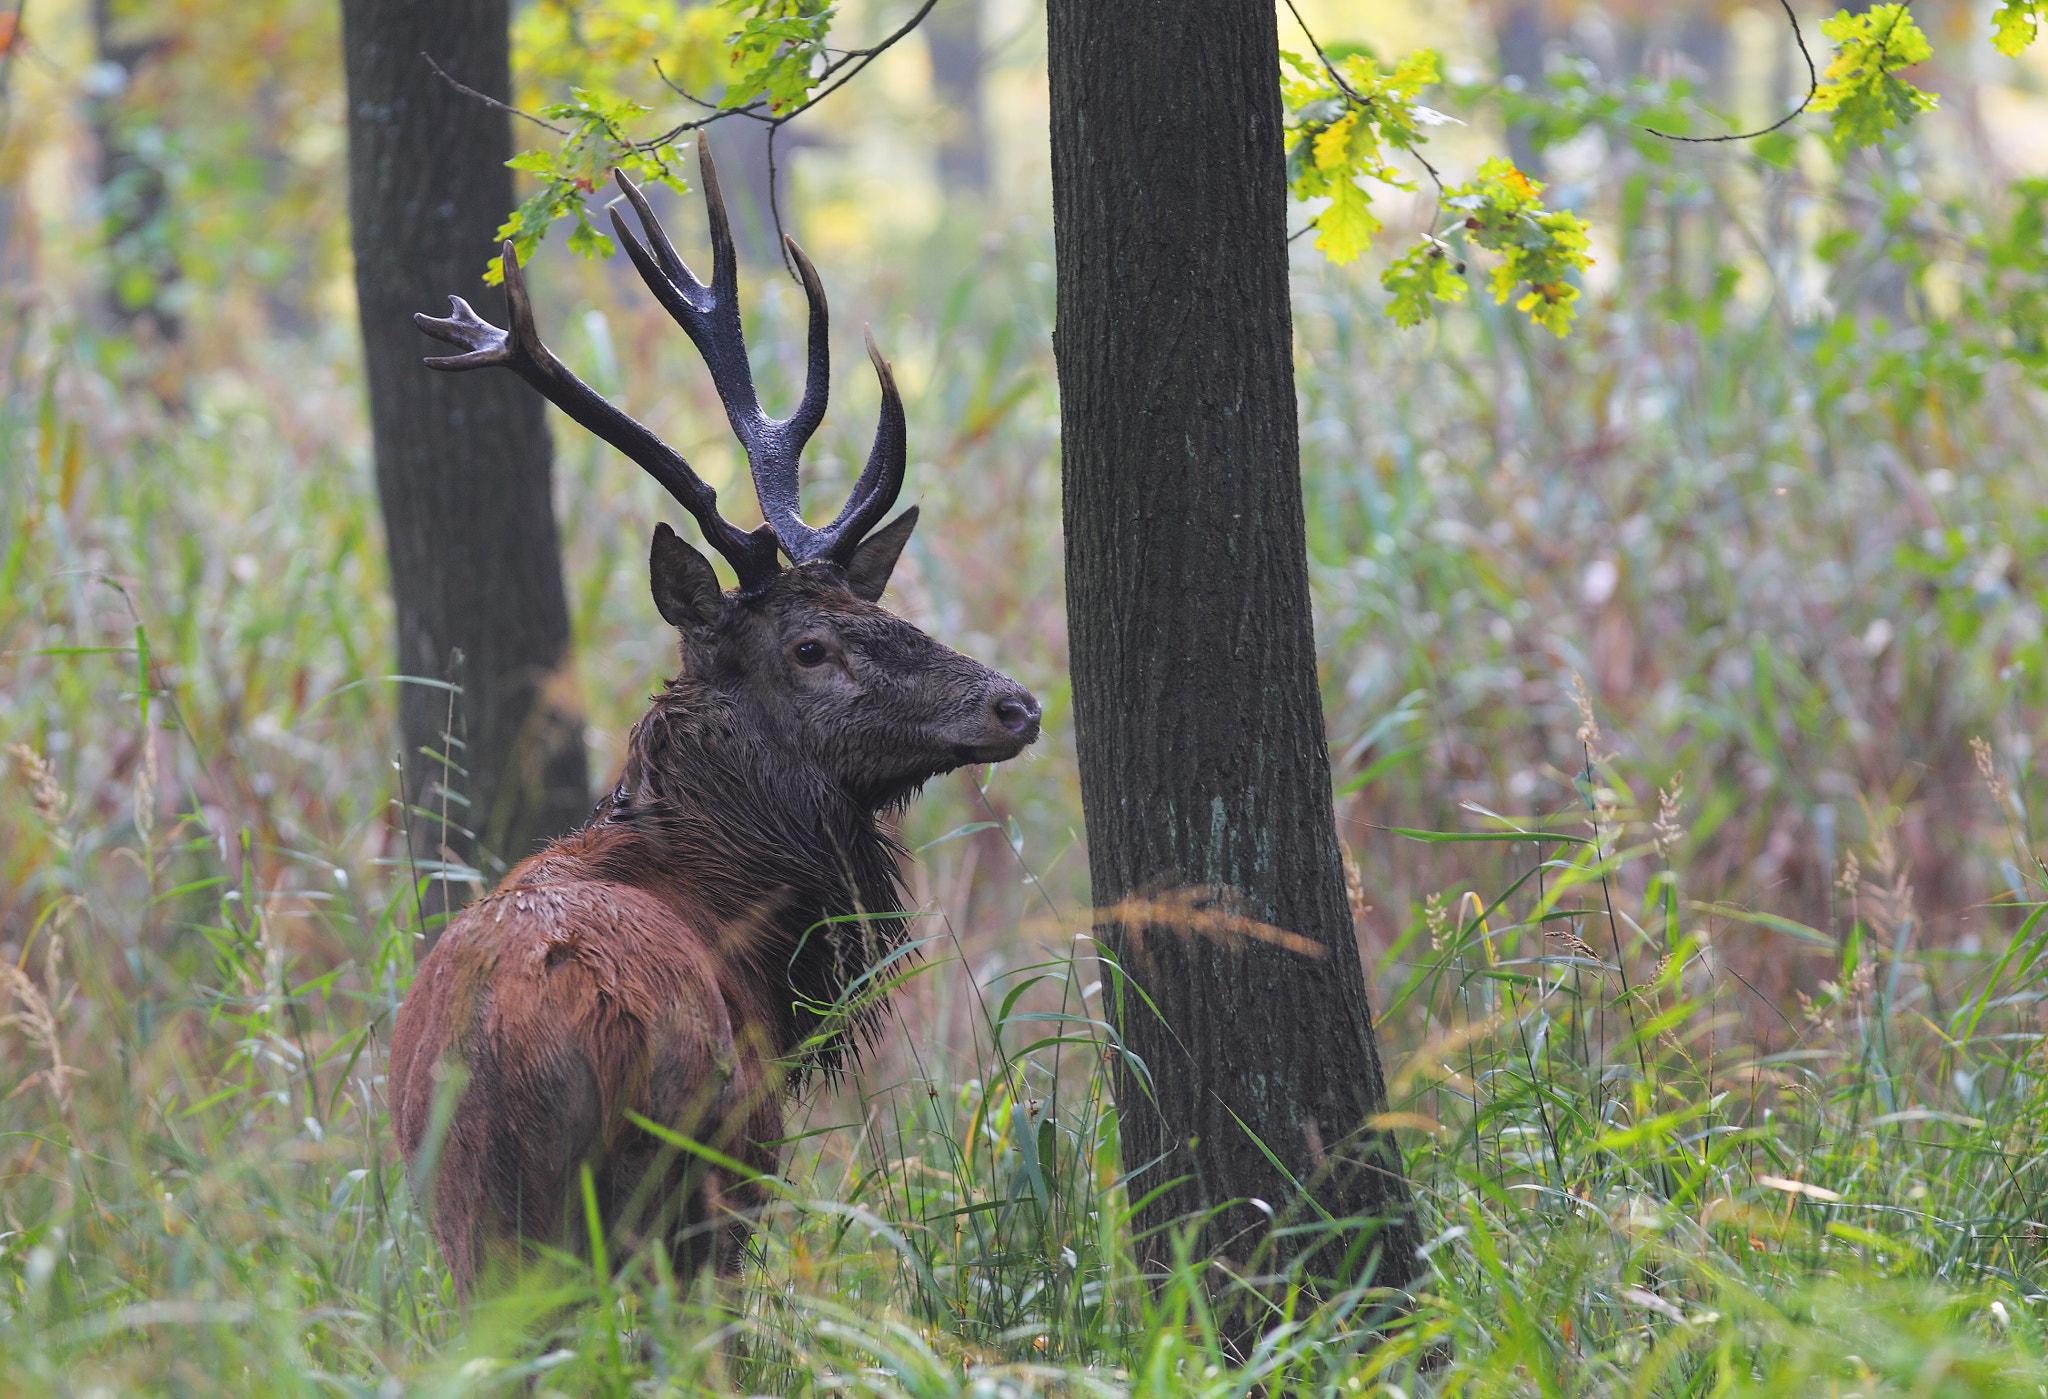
[492,0,2042,329]
[485,0,910,284]
[1278,1,2042,334]
[1282,42,1594,337]
[497,92,689,282]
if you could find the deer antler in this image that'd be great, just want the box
[414,240,781,590]
[608,139,906,571]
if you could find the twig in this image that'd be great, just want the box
[642,0,942,148]
[765,123,794,278]
[448,0,942,284]
[655,0,941,274]
[1644,0,1817,143]
[421,51,568,135]
[652,57,728,116]
[777,0,944,106]
[1282,0,1371,112]
[1280,0,1445,200]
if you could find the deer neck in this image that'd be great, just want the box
[577,682,909,1064]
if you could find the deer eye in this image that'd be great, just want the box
[792,640,829,667]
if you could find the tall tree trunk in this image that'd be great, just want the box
[715,117,816,264]
[926,0,988,194]
[1492,2,1549,179]
[90,0,179,341]
[1045,0,1419,1329]
[0,5,34,292]
[342,0,588,937]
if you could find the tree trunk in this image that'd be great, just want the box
[926,0,988,194]
[1045,0,1419,1324]
[342,0,588,936]
[713,117,817,264]
[90,0,179,341]
[1492,2,1549,179]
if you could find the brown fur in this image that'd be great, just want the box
[389,556,1037,1296]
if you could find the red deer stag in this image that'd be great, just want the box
[387,139,1040,1296]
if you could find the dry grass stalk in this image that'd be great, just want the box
[2,931,83,1123]
[1387,1011,1506,1096]
[1857,810,1917,953]
[1973,736,2010,809]
[1836,849,1862,924]
[7,743,73,852]
[1654,773,1685,862]
[1340,841,1370,928]
[135,727,160,884]
[1544,926,1601,962]
[1569,672,1621,767]
[1090,885,1328,959]
[1571,672,1600,750]
[1425,891,1450,951]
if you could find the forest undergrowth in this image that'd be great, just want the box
[7,82,2048,1396]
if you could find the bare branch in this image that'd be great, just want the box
[1282,0,1375,113]
[421,51,567,135]
[1644,0,1819,144]
[640,0,942,148]
[652,57,726,115]
[633,0,944,275]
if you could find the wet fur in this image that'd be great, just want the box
[388,557,1033,1296]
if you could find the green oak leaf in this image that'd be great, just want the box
[1810,5,1937,148]
[1382,241,1467,327]
[1992,0,2045,56]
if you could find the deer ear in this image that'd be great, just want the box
[845,506,919,603]
[650,523,723,630]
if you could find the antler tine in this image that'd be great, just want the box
[415,242,780,588]
[779,236,835,480]
[607,161,707,308]
[690,140,834,451]
[814,329,908,565]
[610,139,836,564]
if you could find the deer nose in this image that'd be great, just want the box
[992,690,1041,739]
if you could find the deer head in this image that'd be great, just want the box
[414,138,1039,811]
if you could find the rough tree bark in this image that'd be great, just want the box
[1045,0,1420,1313]
[342,0,588,937]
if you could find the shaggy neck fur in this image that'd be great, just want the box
[527,672,910,1076]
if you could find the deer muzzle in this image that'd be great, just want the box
[957,682,1041,762]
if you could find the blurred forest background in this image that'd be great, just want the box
[10,0,2048,1029]
[7,0,2048,1392]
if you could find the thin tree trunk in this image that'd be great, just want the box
[0,4,33,293]
[1493,2,1548,179]
[90,0,178,340]
[715,118,816,264]
[1045,0,1419,1331]
[341,0,588,938]
[926,0,987,194]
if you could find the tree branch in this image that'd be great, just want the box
[1643,0,1818,144]
[1280,0,1445,202]
[422,51,568,135]
[635,0,944,277]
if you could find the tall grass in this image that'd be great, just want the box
[7,63,2048,1397]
